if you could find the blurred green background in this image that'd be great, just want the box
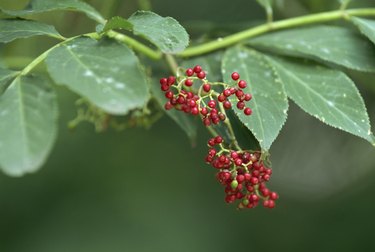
[1,0,375,251]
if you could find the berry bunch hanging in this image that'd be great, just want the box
[159,65,278,209]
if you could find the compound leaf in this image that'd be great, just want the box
[249,25,375,72]
[266,55,375,145]
[222,46,288,150]
[0,19,63,43]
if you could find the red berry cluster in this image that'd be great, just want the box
[217,72,253,116]
[159,65,252,126]
[159,65,278,210]
[206,137,278,209]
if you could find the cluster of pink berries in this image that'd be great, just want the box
[206,137,279,209]
[159,65,252,126]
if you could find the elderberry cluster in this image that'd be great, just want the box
[159,65,278,209]
[159,65,252,126]
[206,137,278,209]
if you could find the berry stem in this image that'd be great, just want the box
[165,54,179,73]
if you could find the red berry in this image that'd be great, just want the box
[223,101,232,109]
[231,72,240,80]
[203,84,211,92]
[200,107,208,116]
[208,100,216,108]
[160,78,167,85]
[238,80,247,89]
[164,101,173,110]
[231,151,238,159]
[225,194,236,204]
[161,84,169,91]
[244,173,251,181]
[219,113,226,121]
[268,200,275,208]
[203,117,211,126]
[263,200,270,208]
[186,68,194,76]
[165,91,173,99]
[218,94,226,102]
[215,135,223,144]
[234,158,243,166]
[193,65,202,73]
[244,93,252,101]
[208,139,215,146]
[236,90,244,98]
[208,148,216,156]
[270,192,279,200]
[261,188,270,197]
[244,107,252,115]
[250,177,259,185]
[177,96,185,104]
[250,194,259,202]
[263,174,270,181]
[188,99,196,107]
[191,107,199,115]
[185,79,193,87]
[197,71,206,79]
[223,89,231,97]
[187,92,194,99]
[237,101,245,110]
[236,174,245,183]
[167,76,176,85]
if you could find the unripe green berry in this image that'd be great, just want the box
[230,180,239,189]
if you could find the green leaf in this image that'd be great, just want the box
[249,25,375,72]
[0,68,18,94]
[265,55,375,145]
[351,17,375,45]
[101,16,133,33]
[0,76,58,176]
[150,80,197,142]
[128,11,189,53]
[46,37,149,115]
[0,19,63,43]
[222,47,288,150]
[1,0,105,24]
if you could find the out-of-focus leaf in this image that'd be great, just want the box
[249,25,375,72]
[1,0,105,24]
[0,76,58,176]
[266,55,375,145]
[0,19,63,43]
